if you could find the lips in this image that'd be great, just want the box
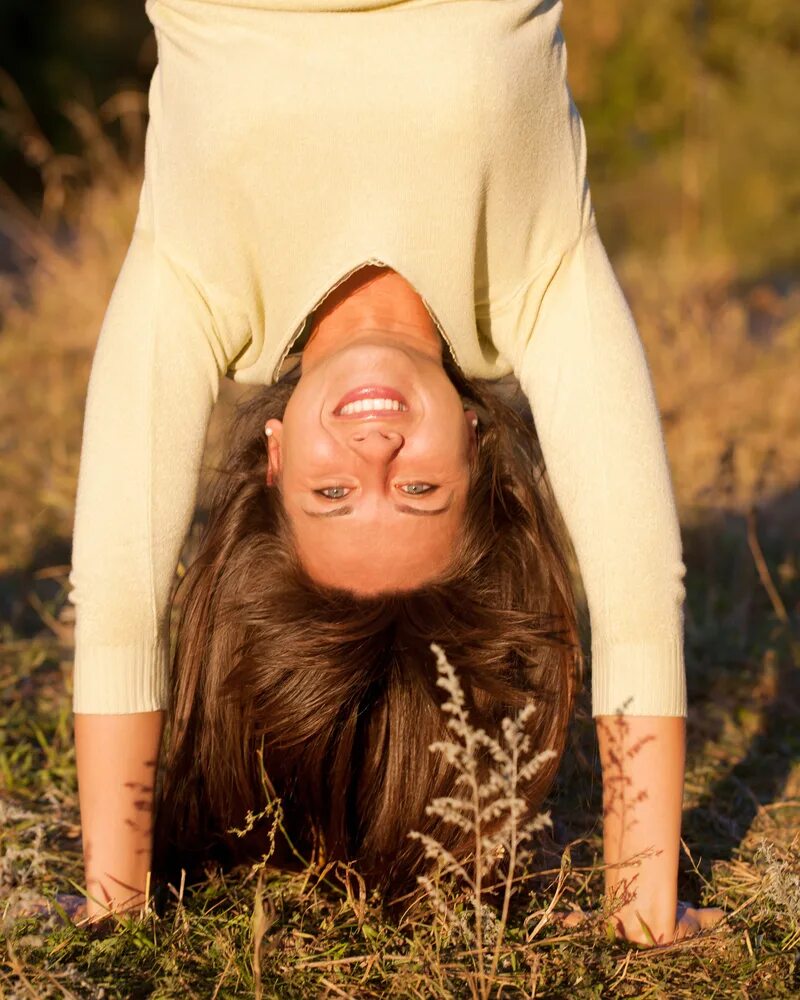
[333,385,410,417]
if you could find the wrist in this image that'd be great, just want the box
[604,878,678,944]
[84,861,151,920]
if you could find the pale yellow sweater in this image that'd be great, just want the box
[68,0,687,717]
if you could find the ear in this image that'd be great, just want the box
[463,409,479,457]
[264,418,283,487]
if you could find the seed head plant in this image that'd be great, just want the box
[409,643,558,999]
[753,837,800,947]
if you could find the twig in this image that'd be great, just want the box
[210,951,235,1000]
[746,506,790,627]
[4,943,45,1000]
[608,947,634,989]
[722,889,763,922]
[296,956,372,970]
[318,976,357,999]
[27,590,72,643]
[524,851,571,943]
[296,954,415,970]
[251,871,269,1000]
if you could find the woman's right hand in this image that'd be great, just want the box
[55,894,88,924]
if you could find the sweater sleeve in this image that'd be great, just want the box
[510,220,687,717]
[68,225,235,714]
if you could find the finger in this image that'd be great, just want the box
[56,894,86,912]
[552,908,587,928]
[697,907,725,930]
[675,906,725,940]
[51,894,87,924]
[674,911,701,940]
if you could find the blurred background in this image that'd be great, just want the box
[0,0,798,933]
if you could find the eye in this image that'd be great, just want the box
[399,483,437,496]
[315,486,352,500]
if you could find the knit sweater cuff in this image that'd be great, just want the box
[71,638,170,714]
[590,637,687,718]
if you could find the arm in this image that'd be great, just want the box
[74,713,163,918]
[69,219,240,918]
[597,715,722,942]
[507,217,693,937]
[597,714,684,942]
[512,219,688,720]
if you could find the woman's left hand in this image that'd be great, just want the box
[671,900,726,941]
[559,900,724,947]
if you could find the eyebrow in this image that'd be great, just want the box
[301,492,455,519]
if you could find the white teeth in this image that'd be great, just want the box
[338,398,408,415]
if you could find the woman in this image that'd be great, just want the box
[70,0,720,941]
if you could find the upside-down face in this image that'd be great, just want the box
[266,329,477,593]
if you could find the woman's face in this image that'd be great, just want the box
[265,331,477,594]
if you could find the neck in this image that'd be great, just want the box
[302,265,443,364]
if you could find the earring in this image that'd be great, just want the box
[471,417,478,428]
[265,425,273,437]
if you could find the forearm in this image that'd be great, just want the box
[68,227,228,917]
[74,712,164,919]
[596,714,686,942]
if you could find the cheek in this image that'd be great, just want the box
[417,394,468,443]
[448,409,472,462]
[280,411,338,478]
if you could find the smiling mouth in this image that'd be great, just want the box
[333,385,410,418]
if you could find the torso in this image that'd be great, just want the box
[141,0,590,385]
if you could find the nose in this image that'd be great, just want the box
[346,428,404,464]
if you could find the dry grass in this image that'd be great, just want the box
[1,93,798,998]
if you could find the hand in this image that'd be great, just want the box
[558,900,724,946]
[10,893,88,925]
[672,900,725,942]
[54,894,89,924]
[609,898,725,946]
[38,893,147,926]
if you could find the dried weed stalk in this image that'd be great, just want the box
[753,838,800,945]
[410,643,556,999]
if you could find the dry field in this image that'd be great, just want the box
[0,121,798,997]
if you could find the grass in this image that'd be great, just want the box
[1,93,799,998]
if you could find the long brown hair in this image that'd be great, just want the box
[153,359,581,902]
